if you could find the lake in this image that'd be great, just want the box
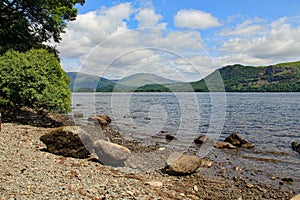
[71,92,300,192]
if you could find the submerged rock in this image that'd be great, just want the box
[292,142,300,154]
[40,126,92,159]
[165,134,177,141]
[163,152,201,175]
[94,139,131,167]
[194,135,208,145]
[73,112,84,118]
[224,133,254,148]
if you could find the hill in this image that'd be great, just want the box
[190,61,300,92]
[67,61,300,92]
[67,72,116,92]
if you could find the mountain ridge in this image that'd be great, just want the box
[67,60,300,92]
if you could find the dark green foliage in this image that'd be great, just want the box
[0,0,85,54]
[134,84,172,92]
[0,49,71,113]
[191,61,300,92]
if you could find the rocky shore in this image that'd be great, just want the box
[0,110,297,199]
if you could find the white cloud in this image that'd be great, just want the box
[58,3,133,58]
[57,3,209,81]
[174,9,221,30]
[218,17,300,65]
[135,8,166,28]
[220,19,265,37]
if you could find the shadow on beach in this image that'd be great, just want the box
[2,107,74,128]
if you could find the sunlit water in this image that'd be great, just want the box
[72,92,300,192]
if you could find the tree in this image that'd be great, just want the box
[0,49,71,113]
[0,0,85,54]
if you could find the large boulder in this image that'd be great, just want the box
[292,142,300,154]
[94,139,131,166]
[40,126,92,158]
[163,152,201,175]
[224,133,254,148]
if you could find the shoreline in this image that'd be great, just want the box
[0,110,297,199]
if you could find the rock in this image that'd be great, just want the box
[194,134,208,144]
[166,134,177,141]
[98,115,112,124]
[233,166,242,171]
[193,185,199,192]
[160,130,168,133]
[94,139,131,167]
[145,181,163,187]
[291,194,300,200]
[199,159,213,168]
[224,133,254,148]
[292,142,300,154]
[88,115,112,129]
[281,177,294,183]
[214,142,237,149]
[40,126,92,158]
[241,142,255,148]
[163,152,201,175]
[73,112,84,118]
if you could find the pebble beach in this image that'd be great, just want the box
[0,111,297,200]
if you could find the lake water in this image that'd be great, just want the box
[71,92,300,192]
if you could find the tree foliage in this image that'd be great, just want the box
[0,49,71,113]
[0,0,85,54]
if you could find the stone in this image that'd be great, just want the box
[165,134,177,141]
[94,139,131,167]
[73,112,84,118]
[199,159,213,168]
[88,115,112,129]
[40,126,92,159]
[241,142,255,148]
[291,194,300,200]
[194,134,208,144]
[292,142,300,154]
[145,181,163,187]
[224,133,254,148]
[163,152,201,175]
[214,142,237,149]
[160,130,168,133]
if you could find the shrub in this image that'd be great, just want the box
[0,49,71,113]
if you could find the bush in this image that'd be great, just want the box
[0,49,71,113]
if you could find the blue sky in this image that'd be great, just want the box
[57,0,300,81]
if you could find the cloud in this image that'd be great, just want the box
[174,9,221,30]
[135,8,166,28]
[219,17,300,65]
[58,3,133,58]
[220,19,265,37]
[57,3,211,81]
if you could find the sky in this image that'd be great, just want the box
[57,0,300,81]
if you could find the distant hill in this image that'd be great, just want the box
[190,61,300,92]
[67,61,300,92]
[117,73,179,87]
[67,72,116,92]
[67,72,181,92]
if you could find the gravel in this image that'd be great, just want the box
[0,122,296,200]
